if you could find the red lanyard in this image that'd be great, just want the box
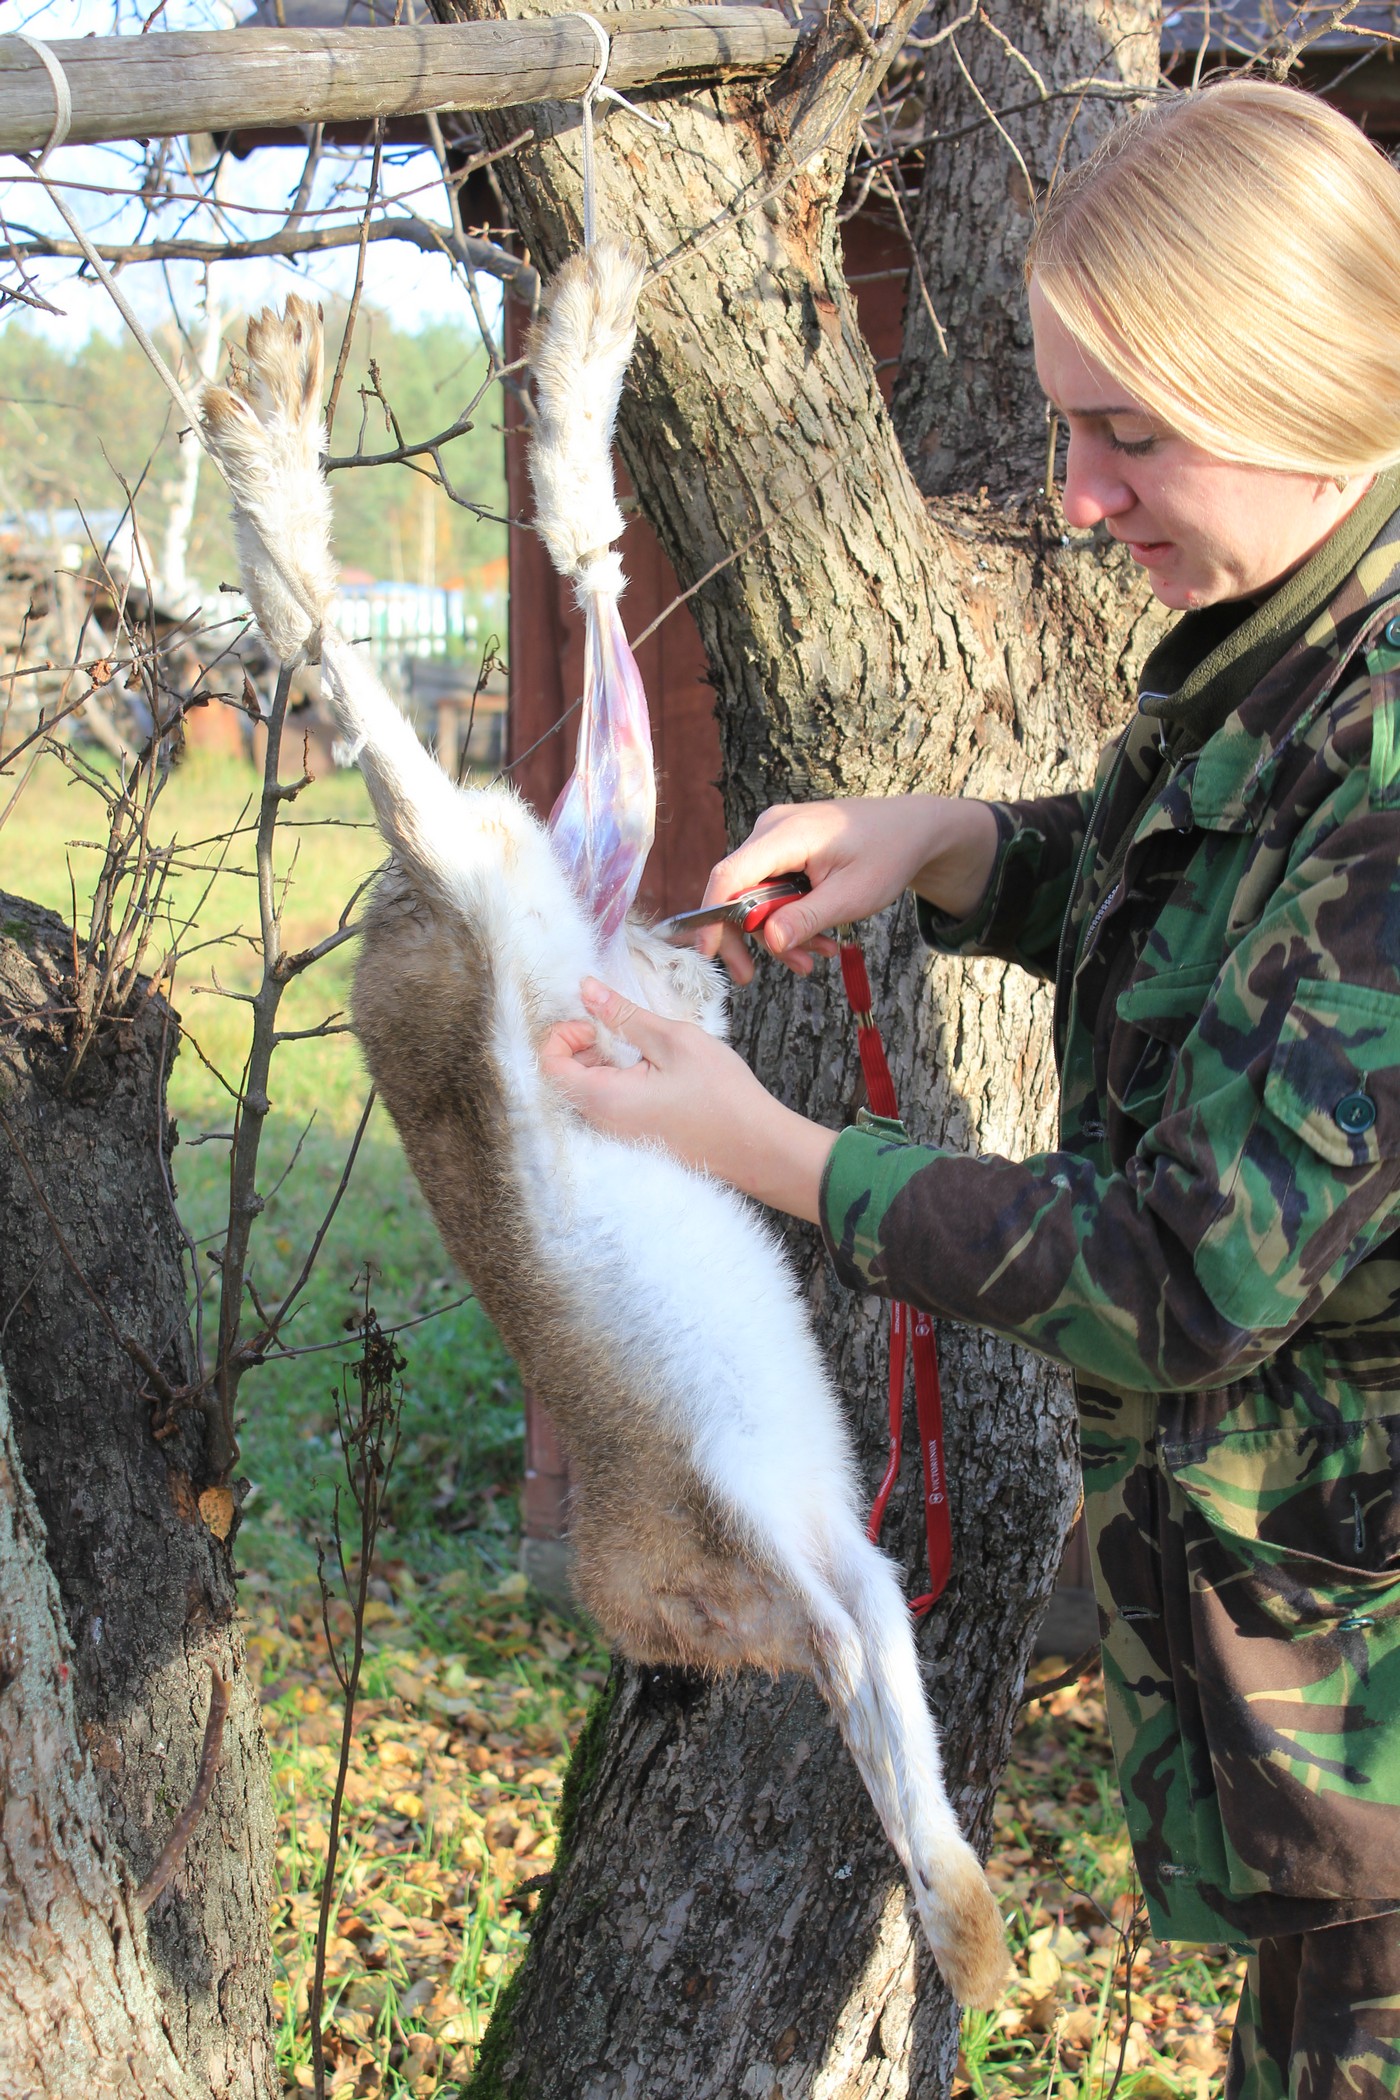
[837,934,952,1615]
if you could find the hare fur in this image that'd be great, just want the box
[200,295,1009,2010]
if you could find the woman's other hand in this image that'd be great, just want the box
[540,979,836,1223]
[698,795,1000,983]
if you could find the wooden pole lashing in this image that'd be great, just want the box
[0,7,797,159]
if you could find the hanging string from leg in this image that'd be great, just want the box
[571,11,671,251]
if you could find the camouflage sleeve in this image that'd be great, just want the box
[822,766,1400,1393]
[914,788,1096,981]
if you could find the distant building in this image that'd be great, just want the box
[331,577,479,678]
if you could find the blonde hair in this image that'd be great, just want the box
[1027,79,1400,477]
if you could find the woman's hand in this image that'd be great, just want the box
[540,979,837,1223]
[698,795,1000,983]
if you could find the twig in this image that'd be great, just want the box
[210,662,300,1477]
[901,4,980,49]
[262,1290,476,1362]
[155,987,209,1385]
[325,126,383,443]
[834,0,881,63]
[858,80,1155,166]
[975,9,1050,98]
[136,1662,230,1910]
[872,162,946,358]
[1191,0,1211,89]
[947,34,1038,215]
[1017,1642,1098,1706]
[248,1091,376,1361]
[457,633,503,785]
[310,1298,405,2100]
[282,124,325,235]
[1104,1895,1150,2099]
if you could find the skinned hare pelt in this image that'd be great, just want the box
[200,294,1009,2010]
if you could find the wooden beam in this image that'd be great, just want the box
[0,7,796,158]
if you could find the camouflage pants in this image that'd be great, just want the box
[1226,1913,1400,2100]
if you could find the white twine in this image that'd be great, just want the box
[573,546,625,601]
[5,40,209,453]
[0,54,338,660]
[39,175,208,440]
[576,12,610,250]
[11,32,72,164]
[572,11,669,250]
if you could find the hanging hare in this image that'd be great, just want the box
[200,288,1009,2010]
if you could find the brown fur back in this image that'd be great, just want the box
[349,868,810,1664]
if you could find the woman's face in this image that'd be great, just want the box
[1029,280,1369,611]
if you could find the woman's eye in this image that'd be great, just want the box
[1108,432,1157,457]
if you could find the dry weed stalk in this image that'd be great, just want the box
[310,1295,407,2100]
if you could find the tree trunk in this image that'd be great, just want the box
[0,1357,197,2100]
[0,894,277,2100]
[891,0,1159,499]
[431,4,1162,2091]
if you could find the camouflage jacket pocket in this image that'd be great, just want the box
[1112,961,1219,1130]
[1161,1411,1400,1634]
[1265,978,1400,1170]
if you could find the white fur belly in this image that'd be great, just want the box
[515,1121,861,1528]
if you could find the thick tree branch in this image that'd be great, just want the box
[5,209,539,304]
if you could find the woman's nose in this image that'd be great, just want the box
[1060,437,1133,531]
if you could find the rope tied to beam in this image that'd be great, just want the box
[10,33,71,164]
[4,37,208,445]
[572,11,670,250]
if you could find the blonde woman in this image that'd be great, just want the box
[545,80,1400,2092]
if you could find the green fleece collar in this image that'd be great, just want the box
[1137,465,1400,750]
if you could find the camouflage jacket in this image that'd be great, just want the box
[820,482,1400,1944]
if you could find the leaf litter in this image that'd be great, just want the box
[243,1575,1242,2098]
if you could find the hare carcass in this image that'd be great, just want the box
[200,294,1008,2009]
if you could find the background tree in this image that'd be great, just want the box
[0,895,277,2097]
[429,0,1162,2092]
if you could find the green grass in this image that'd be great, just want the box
[1,743,522,1589]
[2,739,603,2093]
[2,743,1239,2095]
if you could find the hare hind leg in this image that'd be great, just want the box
[820,1527,1011,2009]
[570,1499,819,1677]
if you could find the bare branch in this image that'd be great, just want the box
[210,662,300,1477]
[326,125,384,443]
[248,1091,377,1365]
[136,1663,230,1911]
[3,210,537,302]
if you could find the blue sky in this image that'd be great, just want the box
[2,0,495,347]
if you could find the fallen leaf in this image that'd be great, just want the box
[1024,1989,1059,2032]
[1061,2006,1098,2049]
[1026,1945,1061,1991]
[199,1485,235,1540]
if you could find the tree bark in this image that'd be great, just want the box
[0,894,277,2100]
[430,5,1163,2091]
[891,0,1159,498]
[0,1357,197,2100]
